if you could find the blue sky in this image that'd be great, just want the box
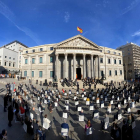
[0,0,140,49]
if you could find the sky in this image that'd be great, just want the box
[0,0,140,49]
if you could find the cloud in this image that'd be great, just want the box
[121,0,140,15]
[0,1,40,45]
[64,12,70,23]
[132,30,140,37]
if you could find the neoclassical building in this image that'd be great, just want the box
[21,35,124,84]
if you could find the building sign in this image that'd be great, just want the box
[66,50,92,54]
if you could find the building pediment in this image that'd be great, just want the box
[54,35,102,50]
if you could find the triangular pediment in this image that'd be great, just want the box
[54,35,101,50]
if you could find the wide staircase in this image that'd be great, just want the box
[58,80,105,90]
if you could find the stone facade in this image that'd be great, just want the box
[117,43,140,80]
[22,35,124,84]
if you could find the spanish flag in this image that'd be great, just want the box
[77,27,83,33]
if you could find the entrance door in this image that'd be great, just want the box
[76,68,81,80]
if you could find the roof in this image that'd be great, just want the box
[1,40,28,48]
[116,42,140,50]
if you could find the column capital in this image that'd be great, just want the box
[73,53,76,56]
[64,53,68,56]
[83,54,86,56]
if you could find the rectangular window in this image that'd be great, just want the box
[109,70,111,76]
[50,71,54,78]
[5,62,6,66]
[40,57,43,63]
[120,70,122,75]
[9,57,11,59]
[5,56,7,58]
[39,71,43,77]
[25,59,28,64]
[9,63,11,66]
[114,59,116,64]
[24,71,27,76]
[119,60,121,64]
[13,63,15,67]
[32,71,34,77]
[32,49,35,52]
[50,56,53,63]
[100,58,103,63]
[13,58,15,60]
[115,70,117,76]
[40,48,43,51]
[32,58,35,64]
[26,51,28,53]
[50,47,53,50]
[108,58,111,64]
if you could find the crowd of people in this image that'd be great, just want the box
[0,79,140,140]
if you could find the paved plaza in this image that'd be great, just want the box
[0,78,140,140]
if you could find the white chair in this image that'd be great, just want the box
[65,105,69,111]
[84,92,86,95]
[64,92,67,96]
[118,104,121,108]
[84,97,87,101]
[61,128,68,137]
[131,102,135,108]
[74,96,77,100]
[38,97,40,101]
[110,100,113,105]
[94,112,99,119]
[127,108,131,113]
[112,95,114,99]
[117,97,119,101]
[128,97,131,101]
[100,95,103,98]
[75,101,79,106]
[89,106,94,111]
[86,127,93,135]
[69,91,72,94]
[86,101,90,105]
[92,96,95,100]
[105,98,107,101]
[101,103,104,108]
[65,100,69,104]
[44,100,47,104]
[78,107,82,111]
[79,115,84,121]
[81,94,84,98]
[48,96,50,99]
[124,99,127,104]
[118,114,122,120]
[62,113,68,119]
[76,91,79,95]
[55,102,58,107]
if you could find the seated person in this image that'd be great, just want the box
[92,106,99,118]
[0,129,7,140]
[43,114,51,130]
[61,119,69,139]
[86,97,90,101]
[124,103,130,114]
[79,110,84,116]
[114,107,122,120]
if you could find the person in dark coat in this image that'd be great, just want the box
[8,105,13,127]
[4,94,8,112]
[122,119,128,140]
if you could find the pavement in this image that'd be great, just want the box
[0,78,140,140]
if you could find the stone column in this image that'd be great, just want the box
[73,54,76,80]
[83,54,86,78]
[91,54,93,78]
[55,54,59,79]
[98,55,101,79]
[65,53,68,78]
[95,56,98,79]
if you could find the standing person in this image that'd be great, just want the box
[85,120,92,138]
[4,94,8,112]
[8,105,13,127]
[122,120,128,140]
